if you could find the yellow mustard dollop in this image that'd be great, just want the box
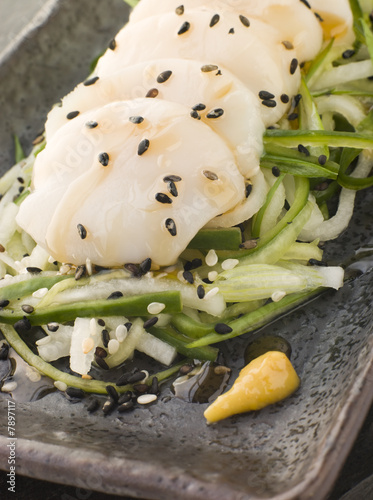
[204,351,300,424]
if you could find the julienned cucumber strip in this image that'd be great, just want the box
[304,38,334,85]
[0,323,184,394]
[187,227,242,250]
[264,130,373,149]
[186,289,322,348]
[251,174,285,239]
[338,147,373,190]
[260,156,337,179]
[263,144,339,173]
[0,274,73,301]
[0,291,182,325]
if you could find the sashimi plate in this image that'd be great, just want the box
[0,1,372,499]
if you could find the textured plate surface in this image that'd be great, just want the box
[0,1,372,499]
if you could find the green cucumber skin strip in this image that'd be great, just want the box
[187,228,242,250]
[171,313,214,339]
[260,157,337,179]
[0,291,182,325]
[149,325,218,362]
[187,289,322,348]
[251,174,285,238]
[264,130,373,149]
[0,274,72,301]
[0,323,183,394]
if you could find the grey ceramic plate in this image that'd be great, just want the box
[0,1,372,499]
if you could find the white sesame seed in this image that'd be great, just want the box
[204,287,220,300]
[32,287,48,298]
[221,258,239,271]
[108,338,120,355]
[147,302,166,314]
[89,318,97,337]
[177,270,185,282]
[205,249,218,266]
[137,394,157,405]
[271,290,287,302]
[115,324,128,343]
[208,271,218,282]
[2,381,17,392]
[25,366,41,382]
[82,337,95,354]
[155,272,168,279]
[54,380,68,392]
[86,257,92,275]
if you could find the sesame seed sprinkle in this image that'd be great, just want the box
[204,287,220,300]
[178,21,190,35]
[298,144,310,156]
[221,259,239,271]
[228,27,235,34]
[197,284,205,299]
[66,111,79,120]
[318,154,327,165]
[98,152,110,166]
[342,49,355,59]
[190,110,201,120]
[77,223,87,240]
[201,64,218,73]
[138,139,150,156]
[157,70,173,83]
[203,170,219,181]
[245,184,253,198]
[314,12,323,22]
[288,112,298,121]
[108,339,120,355]
[272,166,281,177]
[0,300,10,309]
[261,99,277,108]
[214,323,233,335]
[146,88,159,98]
[192,103,206,111]
[282,40,294,50]
[210,14,220,27]
[147,302,166,315]
[290,58,299,75]
[166,180,178,197]
[175,5,184,15]
[205,249,218,266]
[206,108,224,119]
[165,218,177,236]
[84,76,99,86]
[143,316,159,328]
[164,174,182,183]
[299,0,311,8]
[155,192,172,204]
[85,121,98,129]
[109,38,116,50]
[239,15,250,27]
[281,94,290,104]
[137,394,157,405]
[182,270,194,284]
[259,90,275,100]
[129,116,144,124]
[107,291,124,300]
[139,257,152,274]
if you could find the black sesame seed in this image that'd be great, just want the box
[202,278,213,284]
[203,170,219,180]
[77,223,87,240]
[210,14,220,27]
[14,317,31,331]
[0,300,10,308]
[106,385,119,403]
[155,192,172,204]
[178,21,190,35]
[128,371,147,384]
[95,356,109,370]
[239,15,250,27]
[165,218,177,236]
[288,112,298,121]
[190,110,201,120]
[216,69,222,75]
[0,343,10,360]
[124,322,132,332]
[0,244,5,252]
[175,5,184,15]
[318,154,327,165]
[214,323,233,334]
[293,94,302,107]
[84,76,99,86]
[116,372,130,386]
[66,387,85,399]
[157,70,173,83]
[143,317,158,329]
[124,263,141,276]
[314,12,323,22]
[182,270,194,284]
[21,304,34,314]
[98,152,110,166]
[85,121,98,129]
[107,291,123,300]
[98,319,105,327]
[184,258,202,271]
[299,0,311,9]
[75,265,86,281]
[342,49,355,59]
[166,180,178,197]
[201,64,219,73]
[197,284,205,299]
[206,108,224,119]
[18,186,24,194]
[192,103,206,111]
[281,94,290,104]
[259,90,275,100]
[26,266,43,274]
[262,99,277,108]
[245,184,253,198]
[163,174,182,183]
[282,40,294,50]
[17,177,24,184]
[109,38,116,50]
[118,400,134,412]
[272,166,281,177]
[47,322,59,332]
[101,329,110,348]
[140,257,152,274]
[146,88,159,98]
[133,383,149,394]
[228,27,235,34]
[298,144,310,156]
[138,139,150,156]
[102,400,116,415]
[290,58,298,75]
[308,258,328,267]
[118,391,132,404]
[95,346,107,359]
[129,115,144,124]
[87,398,99,413]
[66,111,80,120]
[149,377,159,395]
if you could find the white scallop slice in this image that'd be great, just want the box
[129,0,323,63]
[16,99,245,267]
[95,9,301,126]
[45,58,265,177]
[309,0,354,46]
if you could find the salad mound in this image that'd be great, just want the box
[0,0,372,417]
